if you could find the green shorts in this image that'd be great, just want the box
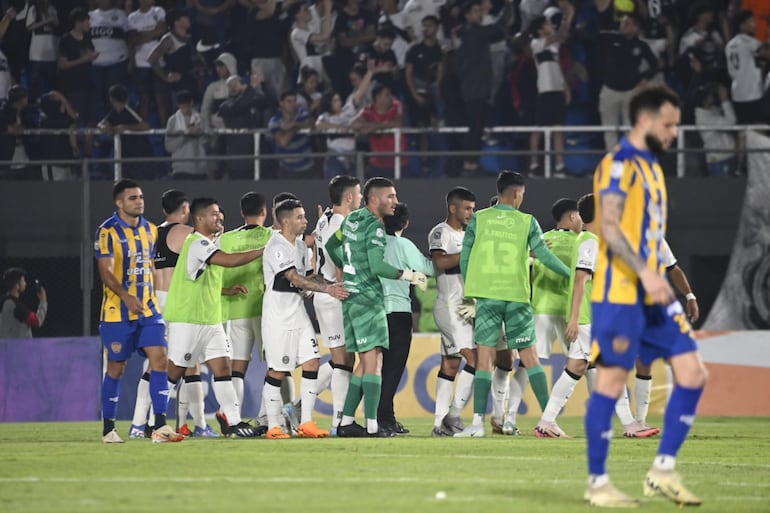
[474,299,535,350]
[342,299,389,353]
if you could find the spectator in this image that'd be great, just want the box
[165,90,209,179]
[693,83,738,176]
[528,4,574,176]
[25,0,59,102]
[289,0,335,84]
[742,0,770,43]
[297,66,323,118]
[404,15,443,170]
[0,86,38,180]
[1,1,30,84]
[597,13,658,150]
[246,0,290,107]
[148,9,202,124]
[97,84,153,179]
[346,63,374,108]
[309,0,338,83]
[38,91,79,181]
[519,0,550,32]
[402,0,445,44]
[217,74,270,179]
[725,10,768,124]
[268,90,317,178]
[638,0,677,84]
[378,0,413,68]
[0,7,14,100]
[0,268,47,339]
[679,3,724,59]
[332,0,377,97]
[315,64,376,178]
[90,0,130,121]
[481,0,509,128]
[201,51,236,130]
[188,0,234,46]
[127,0,166,124]
[439,48,467,177]
[455,0,514,174]
[677,2,726,89]
[352,82,408,177]
[356,24,400,91]
[57,8,98,136]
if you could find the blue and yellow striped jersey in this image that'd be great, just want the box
[592,139,668,306]
[95,213,161,322]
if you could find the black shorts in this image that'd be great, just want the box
[535,91,566,126]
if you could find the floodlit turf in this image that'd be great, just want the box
[0,417,768,513]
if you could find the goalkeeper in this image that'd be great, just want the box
[325,177,428,437]
[455,171,571,437]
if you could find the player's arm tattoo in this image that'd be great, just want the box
[285,269,331,293]
[600,192,648,275]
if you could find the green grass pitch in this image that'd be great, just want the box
[1,417,768,513]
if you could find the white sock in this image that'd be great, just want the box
[340,414,355,427]
[187,380,205,429]
[176,380,190,426]
[281,377,295,405]
[212,378,242,426]
[542,370,580,423]
[330,365,352,428]
[232,375,245,416]
[472,413,484,427]
[434,375,455,427]
[448,368,474,417]
[262,381,283,429]
[653,454,676,471]
[506,366,529,422]
[257,380,267,420]
[366,418,378,434]
[315,360,333,393]
[300,376,318,424]
[664,364,674,403]
[131,374,151,426]
[635,376,652,422]
[615,386,636,426]
[585,367,597,394]
[491,367,511,421]
[589,474,609,488]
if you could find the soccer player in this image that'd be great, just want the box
[584,85,707,507]
[219,192,273,425]
[163,197,265,438]
[326,177,428,437]
[261,199,349,439]
[313,175,362,431]
[95,179,182,444]
[428,186,478,436]
[379,203,435,434]
[455,171,571,437]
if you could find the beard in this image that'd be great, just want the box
[645,133,666,157]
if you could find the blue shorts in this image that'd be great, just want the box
[591,301,698,370]
[99,315,167,361]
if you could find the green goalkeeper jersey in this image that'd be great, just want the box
[566,230,599,325]
[531,229,577,316]
[219,225,272,320]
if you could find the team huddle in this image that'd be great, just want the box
[95,84,708,508]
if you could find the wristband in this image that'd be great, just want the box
[685,293,696,301]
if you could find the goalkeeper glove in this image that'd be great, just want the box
[400,269,428,291]
[457,298,476,323]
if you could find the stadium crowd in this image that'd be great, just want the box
[0,0,769,179]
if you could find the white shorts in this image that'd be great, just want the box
[225,317,262,361]
[434,298,475,356]
[313,293,345,349]
[261,315,319,372]
[167,322,231,368]
[567,324,592,361]
[156,290,168,310]
[535,314,568,359]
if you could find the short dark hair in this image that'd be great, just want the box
[371,83,391,101]
[273,192,298,207]
[300,66,319,82]
[113,178,141,200]
[383,203,409,235]
[280,90,297,102]
[320,91,339,115]
[363,177,395,203]
[108,84,129,103]
[528,15,547,37]
[329,175,361,205]
[161,189,189,215]
[8,85,28,104]
[422,15,440,25]
[461,0,481,18]
[577,193,595,224]
[551,198,578,222]
[241,192,266,217]
[275,199,303,223]
[496,170,525,194]
[287,2,304,21]
[446,186,476,206]
[175,90,193,105]
[350,64,367,78]
[732,9,754,35]
[629,84,680,126]
[69,8,89,27]
[190,197,218,218]
[376,24,397,40]
[489,195,499,207]
[2,267,25,293]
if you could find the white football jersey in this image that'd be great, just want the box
[726,34,762,102]
[314,209,344,282]
[127,6,165,68]
[428,221,465,302]
[263,232,309,328]
[575,237,598,273]
[90,8,129,65]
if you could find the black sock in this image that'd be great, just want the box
[103,419,115,436]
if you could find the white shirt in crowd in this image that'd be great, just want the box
[26,4,58,62]
[531,37,564,93]
[695,100,737,163]
[725,33,763,102]
[127,6,165,69]
[90,8,129,66]
[402,0,445,43]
